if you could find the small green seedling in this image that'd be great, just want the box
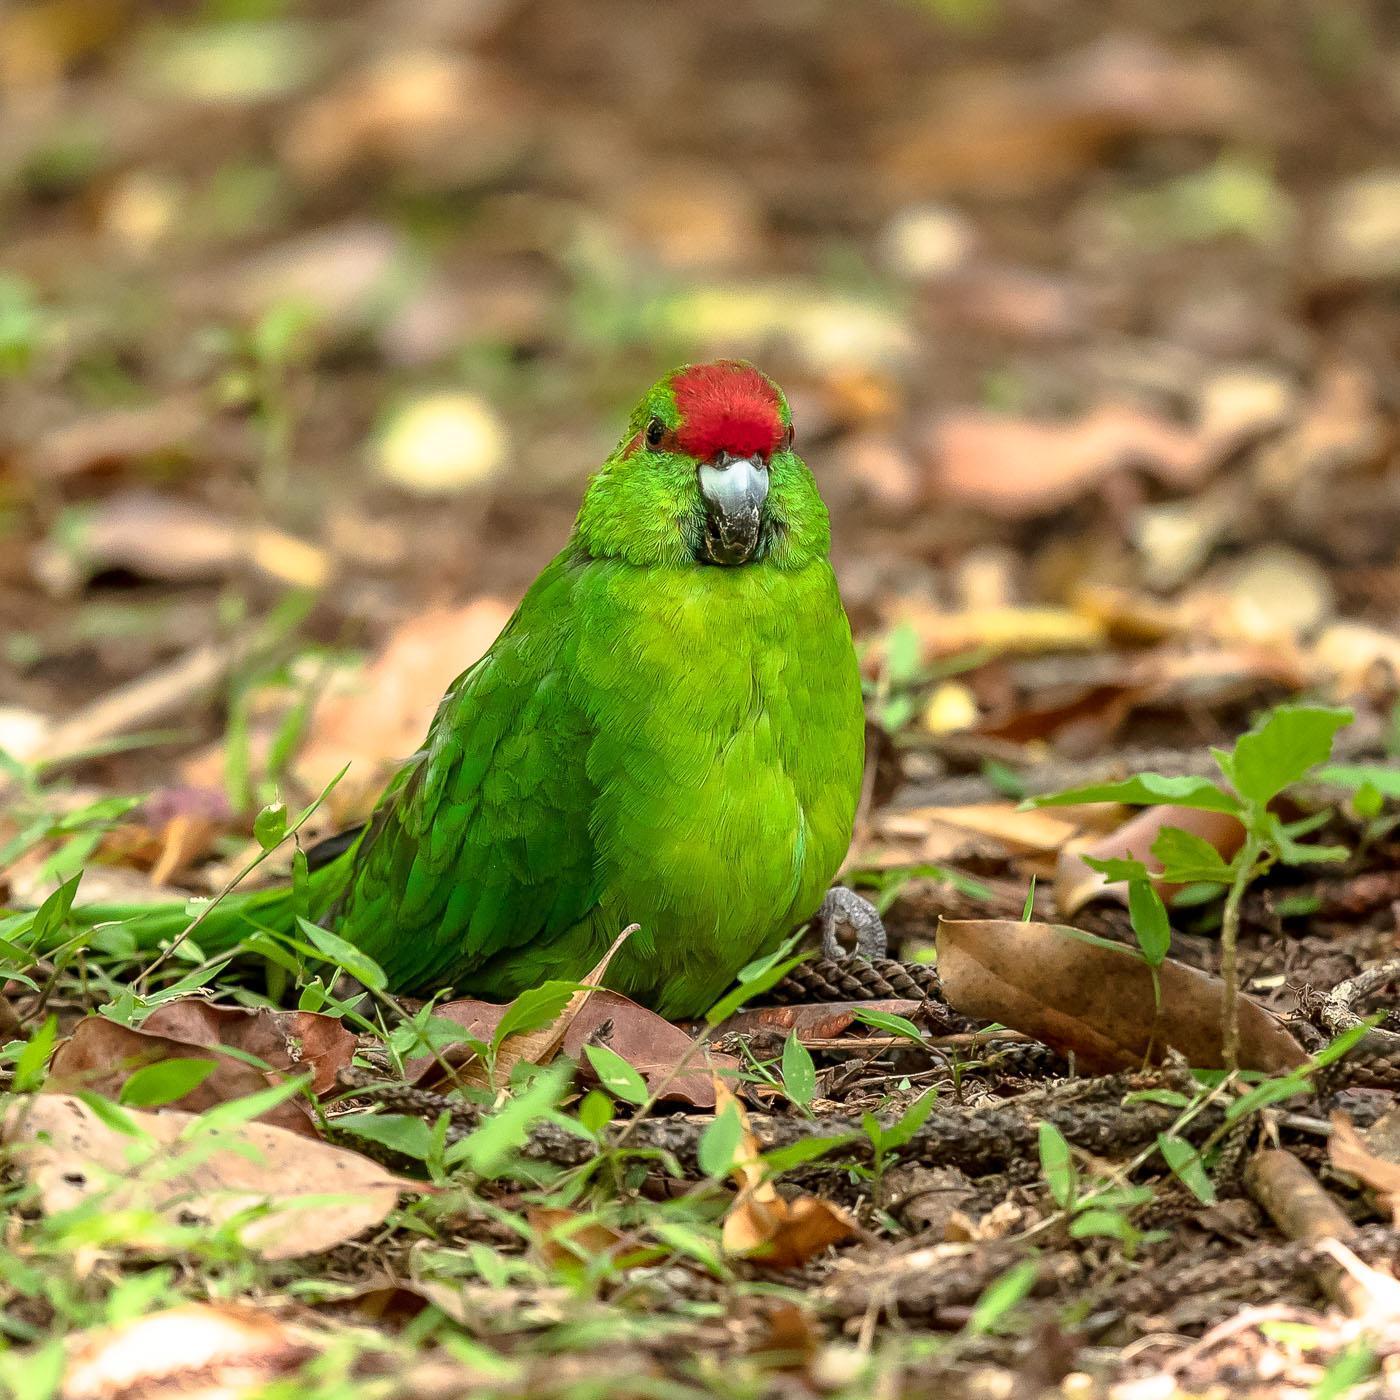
[1034,704,1361,1068]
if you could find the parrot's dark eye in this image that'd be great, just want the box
[645,417,666,449]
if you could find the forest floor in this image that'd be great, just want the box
[1,0,1400,1396]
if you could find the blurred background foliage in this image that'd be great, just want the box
[0,0,1398,836]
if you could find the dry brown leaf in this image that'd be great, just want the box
[293,598,513,816]
[883,36,1259,198]
[425,925,637,1091]
[897,804,1082,854]
[414,987,732,1108]
[926,403,1218,519]
[889,604,1107,660]
[61,1302,315,1400]
[526,1206,630,1271]
[715,1080,858,1269]
[936,918,1306,1073]
[1329,1114,1400,1225]
[4,1094,426,1260]
[96,785,233,885]
[749,1302,821,1367]
[22,396,205,481]
[32,491,329,596]
[48,1000,355,1134]
[1056,805,1245,917]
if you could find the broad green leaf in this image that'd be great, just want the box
[577,1089,615,1135]
[761,1133,858,1174]
[1157,1133,1216,1204]
[1031,774,1240,813]
[492,981,587,1048]
[30,872,83,947]
[1260,814,1349,867]
[781,1033,816,1109]
[698,1101,745,1178]
[1037,1121,1076,1208]
[119,1057,219,1107]
[1128,879,1171,967]
[1224,1073,1308,1122]
[1123,1088,1190,1109]
[583,1044,649,1105]
[296,917,386,991]
[252,801,287,851]
[334,1111,436,1161]
[1082,853,1152,884]
[1150,826,1235,884]
[1220,704,1352,807]
[1086,1185,1156,1210]
[966,1258,1038,1335]
[1068,1208,1138,1245]
[854,1008,925,1043]
[12,1015,58,1092]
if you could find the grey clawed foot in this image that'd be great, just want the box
[815,886,887,961]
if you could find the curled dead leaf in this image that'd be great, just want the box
[714,1081,859,1269]
[936,918,1306,1073]
[3,1094,426,1260]
[926,403,1219,520]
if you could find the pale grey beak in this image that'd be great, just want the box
[698,452,769,565]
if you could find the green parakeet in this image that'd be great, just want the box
[12,361,882,1018]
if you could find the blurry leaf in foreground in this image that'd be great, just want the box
[936,918,1306,1073]
[714,1081,858,1268]
[61,1303,314,1400]
[3,1095,425,1260]
[526,1206,633,1273]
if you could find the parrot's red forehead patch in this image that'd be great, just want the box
[669,362,785,461]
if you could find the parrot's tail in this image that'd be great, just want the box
[2,852,353,963]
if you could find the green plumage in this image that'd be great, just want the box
[16,362,866,1019]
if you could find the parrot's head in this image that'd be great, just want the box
[575,360,831,570]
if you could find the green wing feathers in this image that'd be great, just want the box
[333,550,606,996]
